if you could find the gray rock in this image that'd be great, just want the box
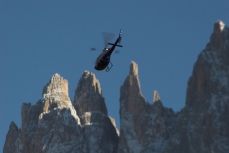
[118,61,176,153]
[73,71,107,117]
[4,20,229,153]
[4,73,118,153]
[163,20,229,153]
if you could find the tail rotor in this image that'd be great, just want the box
[118,29,122,44]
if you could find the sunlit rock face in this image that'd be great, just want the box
[118,21,229,153]
[4,73,119,153]
[118,61,176,153]
[73,71,119,153]
[4,74,81,153]
[163,20,229,153]
[4,20,229,153]
[3,122,21,153]
[42,73,74,111]
[73,71,107,117]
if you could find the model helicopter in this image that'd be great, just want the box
[92,29,123,72]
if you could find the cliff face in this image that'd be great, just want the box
[4,20,229,153]
[73,71,119,153]
[163,20,229,153]
[73,71,107,117]
[117,20,229,153]
[3,72,119,153]
[118,61,176,153]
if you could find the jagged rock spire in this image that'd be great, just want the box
[4,20,229,153]
[186,20,229,108]
[118,61,175,153]
[4,72,119,153]
[165,20,229,153]
[214,20,225,33]
[42,73,73,112]
[74,71,107,117]
[130,61,138,76]
[3,122,20,153]
[206,20,229,58]
[75,71,102,95]
[153,90,160,103]
[120,61,145,114]
[42,73,69,100]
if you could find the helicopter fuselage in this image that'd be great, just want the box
[94,49,113,70]
[94,34,122,71]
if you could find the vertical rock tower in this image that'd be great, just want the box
[4,20,229,153]
[73,71,119,153]
[164,20,229,153]
[118,61,176,153]
[73,71,107,117]
[4,72,119,153]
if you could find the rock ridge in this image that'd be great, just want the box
[4,73,118,153]
[163,20,229,153]
[73,71,108,117]
[118,61,176,153]
[4,20,229,153]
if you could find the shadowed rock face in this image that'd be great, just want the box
[42,73,73,112]
[118,21,229,153]
[4,20,229,153]
[163,20,229,153]
[73,71,119,153]
[4,73,118,153]
[3,122,20,153]
[73,71,107,117]
[118,61,176,153]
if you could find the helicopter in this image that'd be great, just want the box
[92,29,123,72]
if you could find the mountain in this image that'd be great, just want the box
[118,61,176,153]
[162,20,229,153]
[117,20,229,153]
[3,72,119,153]
[4,20,229,153]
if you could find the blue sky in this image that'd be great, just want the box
[1,1,229,151]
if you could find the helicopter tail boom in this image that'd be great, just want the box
[107,43,123,47]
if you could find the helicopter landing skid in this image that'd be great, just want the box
[106,61,113,72]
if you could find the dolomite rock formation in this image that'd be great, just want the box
[73,71,107,117]
[42,73,74,111]
[118,20,229,153]
[4,73,119,153]
[118,61,176,153]
[4,20,229,153]
[163,20,229,153]
[73,71,119,153]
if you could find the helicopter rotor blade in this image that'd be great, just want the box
[91,47,104,51]
[115,50,120,54]
[102,32,115,48]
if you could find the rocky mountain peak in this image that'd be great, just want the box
[206,20,229,57]
[3,122,20,153]
[130,61,138,76]
[42,73,73,112]
[4,72,119,153]
[214,20,225,33]
[118,61,176,153]
[74,70,107,117]
[4,20,229,153]
[42,73,69,101]
[120,61,145,115]
[80,70,102,94]
[186,21,229,108]
[166,20,229,153]
[153,90,161,103]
